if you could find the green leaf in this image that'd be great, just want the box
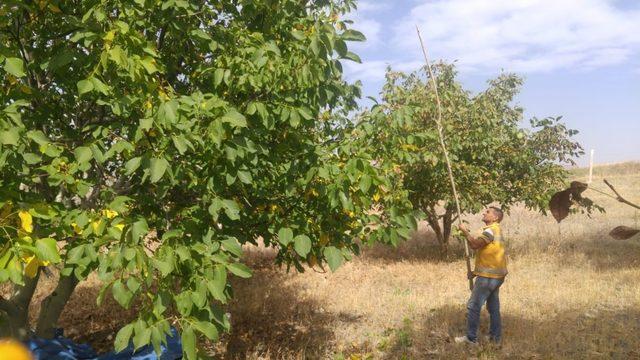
[191,285,207,308]
[334,39,348,57]
[131,218,148,242]
[126,277,140,293]
[359,174,372,193]
[222,199,240,220]
[26,130,49,145]
[77,79,94,95]
[139,118,153,131]
[221,110,247,128]
[152,259,174,277]
[139,57,158,74]
[289,109,300,127]
[294,235,312,257]
[123,248,136,261]
[150,327,162,356]
[162,229,183,241]
[125,157,142,175]
[172,135,189,154]
[149,157,168,183]
[108,196,131,213]
[291,30,305,40]
[22,153,42,164]
[277,227,293,246]
[132,325,151,350]
[35,238,61,263]
[207,265,227,302]
[213,68,224,87]
[4,57,25,77]
[208,198,223,221]
[112,280,133,308]
[298,107,313,120]
[227,262,252,278]
[194,321,219,341]
[323,246,343,272]
[91,145,105,163]
[343,51,362,63]
[158,100,178,124]
[181,325,196,360]
[114,324,134,352]
[341,29,366,42]
[221,237,242,257]
[0,128,20,146]
[90,77,110,95]
[175,292,193,316]
[237,170,252,184]
[46,51,74,71]
[74,146,93,164]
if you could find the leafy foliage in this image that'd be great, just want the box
[354,64,583,248]
[0,0,414,356]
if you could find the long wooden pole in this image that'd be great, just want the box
[416,26,473,291]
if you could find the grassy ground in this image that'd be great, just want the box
[19,162,640,359]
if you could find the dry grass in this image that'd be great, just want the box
[14,162,640,359]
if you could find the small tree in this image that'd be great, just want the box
[356,64,582,251]
[0,1,414,357]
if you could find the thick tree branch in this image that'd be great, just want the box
[11,272,40,309]
[36,273,79,339]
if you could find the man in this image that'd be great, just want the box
[454,206,507,346]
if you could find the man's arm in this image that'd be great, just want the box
[458,224,491,250]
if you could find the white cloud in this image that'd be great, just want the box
[344,1,396,53]
[349,18,382,52]
[391,0,640,73]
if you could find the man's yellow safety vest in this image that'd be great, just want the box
[473,222,508,279]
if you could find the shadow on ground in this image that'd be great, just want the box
[377,304,640,359]
[208,250,351,359]
[361,223,467,264]
[570,236,640,271]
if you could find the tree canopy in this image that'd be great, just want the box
[0,0,415,357]
[354,64,583,249]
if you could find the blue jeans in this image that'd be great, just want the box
[466,276,504,342]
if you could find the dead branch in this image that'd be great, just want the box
[603,179,640,210]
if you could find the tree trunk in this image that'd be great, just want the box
[0,273,40,339]
[425,210,447,254]
[442,209,453,248]
[425,208,456,255]
[35,274,79,339]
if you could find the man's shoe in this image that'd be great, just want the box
[454,335,478,346]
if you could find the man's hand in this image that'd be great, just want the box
[467,271,475,280]
[458,223,469,233]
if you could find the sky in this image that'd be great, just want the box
[341,0,640,166]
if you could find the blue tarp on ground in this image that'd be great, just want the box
[25,328,182,360]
